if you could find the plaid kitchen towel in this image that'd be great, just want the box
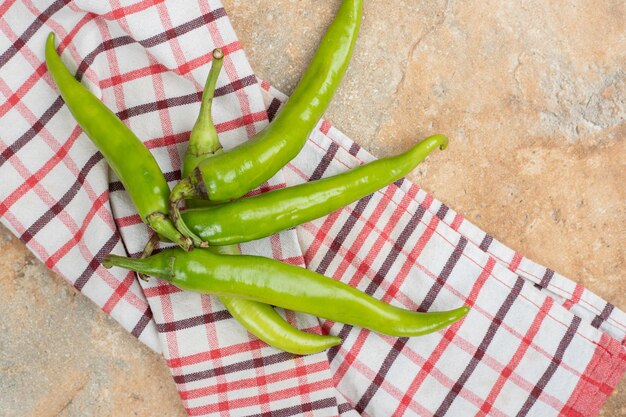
[1,1,624,416]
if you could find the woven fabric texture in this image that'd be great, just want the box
[1,1,624,416]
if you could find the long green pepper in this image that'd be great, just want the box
[181,134,448,246]
[44,33,192,251]
[103,248,470,338]
[170,0,363,243]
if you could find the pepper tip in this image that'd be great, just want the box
[212,48,224,60]
[169,178,206,248]
[182,236,194,251]
[457,305,471,318]
[138,273,151,282]
[437,134,449,151]
[45,32,57,57]
[102,255,113,269]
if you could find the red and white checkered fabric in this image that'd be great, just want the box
[1,1,624,416]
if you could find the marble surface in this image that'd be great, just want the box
[1,0,623,415]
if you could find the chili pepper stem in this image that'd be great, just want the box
[169,177,208,247]
[141,233,161,258]
[145,211,193,251]
[103,254,176,280]
[137,233,161,281]
[182,150,222,186]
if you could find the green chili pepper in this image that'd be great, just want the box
[169,0,363,243]
[103,248,470,337]
[179,52,340,354]
[180,134,447,246]
[44,33,192,251]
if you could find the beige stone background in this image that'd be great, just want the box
[1,0,624,415]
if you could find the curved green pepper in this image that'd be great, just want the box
[170,0,363,243]
[44,33,192,251]
[181,134,447,246]
[103,248,470,338]
[221,296,340,354]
